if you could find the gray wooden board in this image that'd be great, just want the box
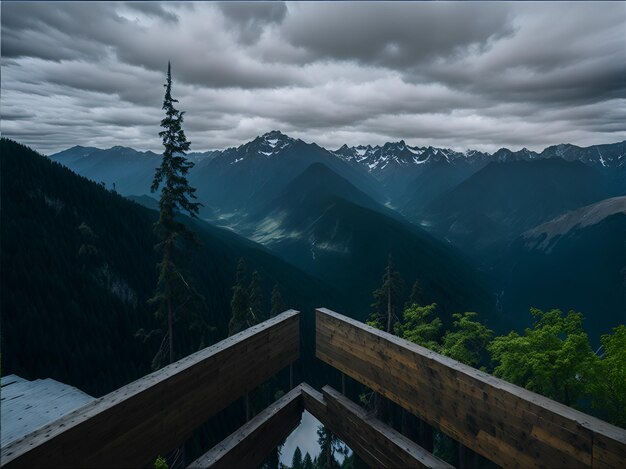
[1,375,95,447]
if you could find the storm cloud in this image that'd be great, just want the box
[1,1,624,154]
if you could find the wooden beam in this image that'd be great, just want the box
[315,308,626,469]
[299,383,327,423]
[1,310,300,468]
[322,386,452,469]
[298,383,450,469]
[187,386,304,469]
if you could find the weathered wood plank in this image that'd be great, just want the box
[299,383,327,423]
[187,386,304,469]
[299,383,449,468]
[320,386,452,469]
[315,308,626,469]
[1,310,300,468]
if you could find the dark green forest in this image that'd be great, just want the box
[0,138,339,397]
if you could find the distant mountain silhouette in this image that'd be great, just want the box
[500,196,626,342]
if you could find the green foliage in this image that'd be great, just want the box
[440,312,493,368]
[395,303,442,351]
[150,62,204,367]
[270,284,287,318]
[154,456,168,469]
[368,254,404,332]
[588,325,626,427]
[489,308,597,407]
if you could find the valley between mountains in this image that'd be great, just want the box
[49,132,626,343]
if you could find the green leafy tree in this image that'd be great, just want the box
[291,447,303,469]
[395,303,442,351]
[489,308,597,407]
[589,325,626,427]
[367,254,404,332]
[154,456,168,469]
[440,312,493,368]
[270,284,287,317]
[149,61,201,366]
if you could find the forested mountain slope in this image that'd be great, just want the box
[249,162,497,326]
[499,196,626,341]
[1,139,338,396]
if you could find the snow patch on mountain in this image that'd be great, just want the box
[523,196,626,251]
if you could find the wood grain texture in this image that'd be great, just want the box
[1,310,300,468]
[315,307,626,469]
[187,386,304,469]
[320,386,453,469]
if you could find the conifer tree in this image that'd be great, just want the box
[316,426,346,469]
[150,61,201,366]
[77,222,99,272]
[248,270,263,323]
[229,258,251,336]
[302,453,314,469]
[368,254,404,333]
[365,255,404,420]
[407,278,424,307]
[291,447,303,469]
[270,284,286,317]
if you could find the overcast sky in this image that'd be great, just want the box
[1,1,625,154]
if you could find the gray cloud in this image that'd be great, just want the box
[125,2,179,23]
[1,1,624,154]
[217,1,287,44]
[279,2,515,69]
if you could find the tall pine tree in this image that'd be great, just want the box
[368,254,404,333]
[248,270,263,324]
[150,61,201,367]
[229,258,251,336]
[270,284,286,318]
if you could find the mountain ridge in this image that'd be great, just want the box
[51,132,626,170]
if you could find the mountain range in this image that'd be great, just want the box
[3,137,506,398]
[44,133,626,341]
[51,132,626,223]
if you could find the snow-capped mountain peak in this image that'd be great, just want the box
[334,140,476,171]
[224,130,296,164]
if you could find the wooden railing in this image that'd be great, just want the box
[0,310,300,468]
[3,307,625,468]
[315,307,626,469]
[188,383,451,469]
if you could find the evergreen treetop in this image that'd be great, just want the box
[270,284,287,318]
[149,61,203,366]
[368,254,404,332]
